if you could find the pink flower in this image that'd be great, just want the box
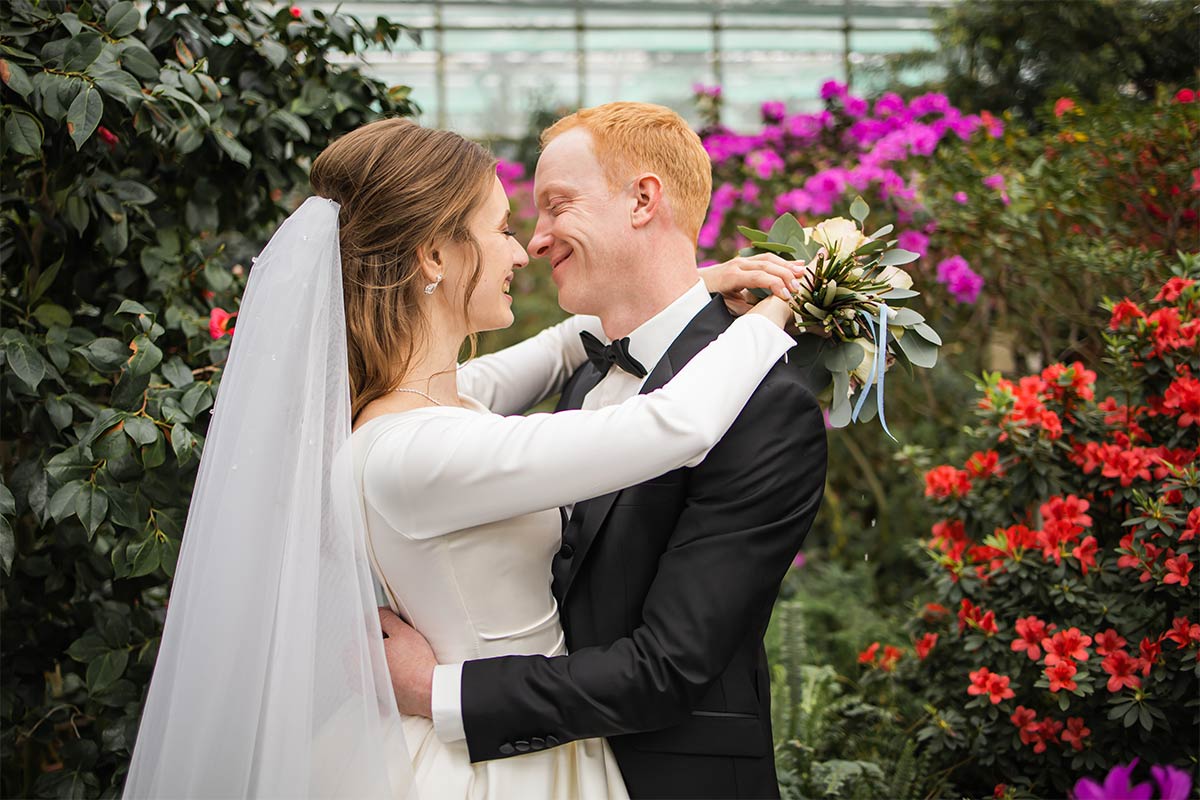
[896,230,929,257]
[289,5,302,18]
[936,255,984,304]
[209,308,235,339]
[843,95,869,118]
[953,191,969,205]
[760,101,786,122]
[819,80,847,100]
[746,149,785,180]
[1054,97,1077,118]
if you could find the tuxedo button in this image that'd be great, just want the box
[499,743,515,756]
[546,735,560,747]
[514,739,531,752]
[530,737,546,750]
[558,544,574,558]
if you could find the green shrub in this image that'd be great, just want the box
[0,1,415,795]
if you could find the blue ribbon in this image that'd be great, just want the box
[850,302,896,440]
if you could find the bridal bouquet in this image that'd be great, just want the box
[739,197,941,435]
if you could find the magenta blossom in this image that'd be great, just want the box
[953,191,969,205]
[747,149,785,179]
[692,83,722,99]
[873,92,906,117]
[909,92,951,116]
[760,101,786,123]
[843,95,869,118]
[936,255,984,304]
[819,79,847,100]
[982,173,1011,205]
[897,230,929,258]
[1150,765,1194,800]
[1071,759,1172,800]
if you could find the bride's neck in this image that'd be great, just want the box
[397,319,465,406]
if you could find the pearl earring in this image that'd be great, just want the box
[424,274,443,295]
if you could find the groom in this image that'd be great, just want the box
[381,102,827,799]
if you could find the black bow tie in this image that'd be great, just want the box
[579,330,648,379]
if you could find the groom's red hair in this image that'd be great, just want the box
[541,102,712,244]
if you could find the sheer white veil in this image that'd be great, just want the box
[124,197,414,798]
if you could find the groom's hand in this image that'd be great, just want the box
[378,607,436,718]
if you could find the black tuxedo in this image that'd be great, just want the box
[460,297,827,799]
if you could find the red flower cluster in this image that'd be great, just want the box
[924,465,971,499]
[1040,361,1097,403]
[968,667,1015,704]
[1012,615,1055,661]
[914,632,938,660]
[1010,706,1076,753]
[958,598,999,635]
[1160,374,1200,427]
[857,641,903,671]
[966,449,1003,478]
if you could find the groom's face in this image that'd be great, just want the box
[529,129,633,316]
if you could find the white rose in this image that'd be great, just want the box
[810,217,869,256]
[849,337,878,386]
[877,265,913,291]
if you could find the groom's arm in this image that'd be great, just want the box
[456,371,826,761]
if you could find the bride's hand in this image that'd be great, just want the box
[701,253,807,316]
[747,295,795,330]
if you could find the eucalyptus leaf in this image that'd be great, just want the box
[849,195,869,223]
[828,371,852,428]
[768,214,805,246]
[736,225,768,243]
[821,342,865,373]
[897,330,938,368]
[880,287,919,300]
[889,307,926,327]
[913,322,943,346]
[878,248,920,266]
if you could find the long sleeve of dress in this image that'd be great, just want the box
[456,315,604,416]
[361,314,794,539]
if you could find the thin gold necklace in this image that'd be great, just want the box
[392,387,443,406]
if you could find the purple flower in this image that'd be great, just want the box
[874,92,906,117]
[747,149,785,179]
[792,551,807,569]
[819,79,847,100]
[936,255,984,304]
[897,230,929,257]
[697,219,722,249]
[760,100,786,123]
[1072,760,1153,800]
[774,188,812,216]
[953,191,969,205]
[982,173,1006,191]
[495,159,527,192]
[906,123,941,156]
[1151,765,1193,800]
[843,95,869,118]
[693,83,722,99]
[784,113,824,142]
[711,182,740,214]
[909,92,951,116]
[741,181,760,206]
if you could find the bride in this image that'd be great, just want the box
[122,118,804,799]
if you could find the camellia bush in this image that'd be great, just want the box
[853,265,1199,798]
[0,1,415,795]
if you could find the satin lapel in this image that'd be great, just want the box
[559,295,735,601]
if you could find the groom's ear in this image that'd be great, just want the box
[629,173,664,231]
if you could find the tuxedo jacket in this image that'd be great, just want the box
[459,297,827,799]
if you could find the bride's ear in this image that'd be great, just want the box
[415,242,445,285]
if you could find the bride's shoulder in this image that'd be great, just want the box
[351,394,490,436]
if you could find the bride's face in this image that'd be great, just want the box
[443,175,529,334]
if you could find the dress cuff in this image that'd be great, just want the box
[431,663,466,743]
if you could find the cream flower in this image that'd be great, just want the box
[877,266,913,291]
[850,337,878,386]
[809,217,869,256]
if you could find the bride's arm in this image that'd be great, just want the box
[456,315,603,416]
[363,309,795,539]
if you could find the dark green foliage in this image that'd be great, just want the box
[0,1,415,795]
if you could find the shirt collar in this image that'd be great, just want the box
[620,280,711,378]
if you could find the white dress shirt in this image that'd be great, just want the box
[431,280,726,742]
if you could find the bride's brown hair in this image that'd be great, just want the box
[309,118,497,421]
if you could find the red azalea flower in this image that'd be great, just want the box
[958,598,1000,635]
[1101,650,1141,692]
[1053,97,1076,117]
[1043,628,1092,665]
[1155,276,1196,302]
[924,465,972,499]
[915,632,938,660]
[1045,660,1078,692]
[1164,617,1200,648]
[1061,717,1091,751]
[993,784,1008,800]
[1036,717,1063,750]
[1163,552,1193,586]
[880,645,903,672]
[1181,507,1200,542]
[858,642,880,664]
[1161,376,1200,427]
[1072,535,1099,575]
[1094,628,1128,656]
[1040,494,1093,528]
[921,603,949,622]
[968,667,1014,704]
[1177,88,1198,103]
[1109,298,1145,329]
[289,5,302,18]
[97,125,119,152]
[1013,616,1054,660]
[1041,362,1097,402]
[930,519,966,548]
[1138,637,1162,676]
[209,307,235,339]
[965,450,1003,478]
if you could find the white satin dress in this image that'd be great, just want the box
[350,313,794,800]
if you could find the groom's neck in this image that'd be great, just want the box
[598,250,700,341]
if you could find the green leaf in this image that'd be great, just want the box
[116,40,158,80]
[76,337,128,371]
[828,371,852,428]
[129,536,161,577]
[913,322,943,346]
[269,109,311,141]
[751,240,797,257]
[180,382,212,417]
[0,517,12,574]
[90,67,143,108]
[46,396,73,430]
[889,308,926,327]
[64,195,90,235]
[75,483,108,537]
[0,482,14,517]
[48,480,85,523]
[878,249,920,266]
[66,633,109,663]
[62,32,104,72]
[896,331,938,369]
[4,109,43,156]
[86,649,128,694]
[737,225,768,243]
[123,416,158,446]
[33,303,71,329]
[868,224,894,241]
[213,129,251,166]
[67,85,104,150]
[161,356,193,388]
[45,448,92,483]
[105,2,141,37]
[258,39,288,69]
[768,214,805,246]
[5,336,47,388]
[112,179,156,205]
[128,334,163,376]
[171,422,196,464]
[880,287,919,300]
[821,342,865,373]
[141,431,166,469]
[116,299,152,317]
[0,58,34,98]
[175,122,203,154]
[849,195,870,223]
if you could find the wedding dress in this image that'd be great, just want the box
[351,312,794,799]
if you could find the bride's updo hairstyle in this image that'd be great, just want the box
[309,118,497,421]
